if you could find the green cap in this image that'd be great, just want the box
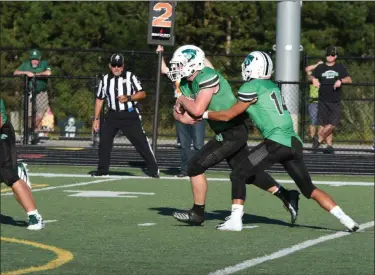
[29,49,41,60]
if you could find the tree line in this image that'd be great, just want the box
[0,1,374,141]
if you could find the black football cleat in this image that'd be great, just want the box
[283,190,300,224]
[173,209,204,225]
[91,171,109,177]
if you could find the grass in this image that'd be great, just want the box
[1,165,374,275]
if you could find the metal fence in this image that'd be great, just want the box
[0,48,374,152]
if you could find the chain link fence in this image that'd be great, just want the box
[1,48,374,152]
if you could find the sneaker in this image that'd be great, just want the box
[216,214,243,231]
[145,168,160,178]
[340,215,359,232]
[91,171,109,177]
[173,209,204,225]
[27,214,44,230]
[324,146,335,154]
[18,163,31,189]
[283,190,300,224]
[312,136,320,151]
[31,137,41,145]
[175,171,188,178]
[224,211,244,221]
[149,173,160,178]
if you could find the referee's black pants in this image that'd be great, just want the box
[97,110,159,175]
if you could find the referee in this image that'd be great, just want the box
[92,53,159,177]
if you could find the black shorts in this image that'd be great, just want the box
[0,121,19,187]
[186,123,248,176]
[318,101,340,127]
[232,137,316,198]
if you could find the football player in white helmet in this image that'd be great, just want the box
[159,46,300,231]
[205,51,359,232]
[167,45,206,82]
[241,50,273,81]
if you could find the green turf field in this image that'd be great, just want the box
[1,165,374,275]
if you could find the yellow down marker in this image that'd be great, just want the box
[1,237,73,275]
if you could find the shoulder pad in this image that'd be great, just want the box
[196,68,219,89]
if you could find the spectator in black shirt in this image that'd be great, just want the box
[91,53,159,177]
[310,46,352,153]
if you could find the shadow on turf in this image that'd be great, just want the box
[149,207,340,231]
[88,170,135,176]
[0,214,28,227]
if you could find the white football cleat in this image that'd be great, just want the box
[18,162,31,189]
[216,214,243,231]
[27,214,44,230]
[340,215,359,232]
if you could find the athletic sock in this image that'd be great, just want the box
[273,185,288,201]
[272,184,281,194]
[192,204,205,216]
[330,205,346,220]
[231,204,244,218]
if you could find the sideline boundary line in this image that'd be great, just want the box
[29,172,374,186]
[1,237,73,275]
[1,178,117,196]
[208,221,374,275]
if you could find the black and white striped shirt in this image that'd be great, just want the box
[96,71,143,111]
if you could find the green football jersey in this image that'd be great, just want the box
[179,67,244,133]
[0,99,8,126]
[238,79,301,147]
[18,60,51,93]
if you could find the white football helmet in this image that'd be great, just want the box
[168,45,205,82]
[241,51,273,81]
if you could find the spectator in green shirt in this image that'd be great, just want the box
[14,49,52,139]
[305,60,323,148]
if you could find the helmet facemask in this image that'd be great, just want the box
[167,61,186,82]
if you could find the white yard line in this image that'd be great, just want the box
[28,173,374,186]
[242,225,259,229]
[138,223,156,226]
[44,220,58,223]
[1,178,117,196]
[209,221,374,275]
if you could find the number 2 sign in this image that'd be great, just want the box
[147,1,176,46]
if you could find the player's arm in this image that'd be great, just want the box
[173,108,198,125]
[206,99,256,122]
[178,86,217,117]
[156,45,169,75]
[207,84,258,121]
